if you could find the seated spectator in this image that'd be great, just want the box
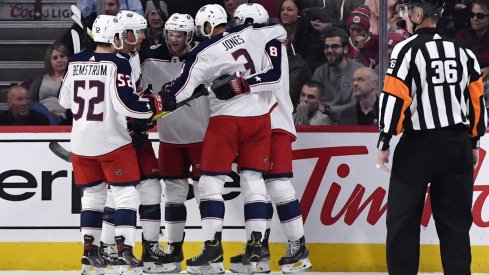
[29,41,69,124]
[294,81,333,125]
[311,26,364,120]
[455,0,489,78]
[280,0,327,71]
[387,29,410,58]
[337,67,379,125]
[323,0,364,28]
[224,0,241,26]
[140,1,166,61]
[0,85,50,126]
[288,45,312,109]
[346,5,379,67]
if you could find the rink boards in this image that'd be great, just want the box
[2,126,489,272]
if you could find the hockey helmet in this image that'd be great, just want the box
[116,11,147,45]
[165,13,195,45]
[92,15,125,50]
[234,3,269,25]
[194,4,227,38]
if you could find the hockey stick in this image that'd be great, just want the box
[48,141,72,163]
[70,5,93,38]
[151,88,209,121]
[71,29,81,53]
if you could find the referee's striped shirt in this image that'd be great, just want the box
[377,28,487,150]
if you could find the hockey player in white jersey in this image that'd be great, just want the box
[97,10,167,274]
[58,14,174,275]
[148,4,287,273]
[227,4,312,273]
[140,13,211,273]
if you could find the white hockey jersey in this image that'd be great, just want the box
[59,51,152,156]
[141,44,210,144]
[247,39,296,138]
[170,24,287,117]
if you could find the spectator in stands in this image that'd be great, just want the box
[103,0,121,15]
[288,44,312,109]
[76,0,143,18]
[140,1,167,61]
[29,41,69,125]
[0,85,50,126]
[388,0,406,32]
[455,0,489,78]
[337,67,379,125]
[386,29,409,58]
[280,0,327,71]
[346,5,379,68]
[165,0,222,19]
[224,0,241,26]
[311,26,364,121]
[293,81,333,125]
[324,0,364,28]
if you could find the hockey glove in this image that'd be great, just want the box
[210,73,250,100]
[146,91,177,116]
[127,118,153,150]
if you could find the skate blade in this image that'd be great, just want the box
[187,262,225,274]
[231,260,271,274]
[230,262,262,274]
[103,264,120,274]
[81,264,104,275]
[143,261,182,273]
[118,265,143,275]
[281,257,312,274]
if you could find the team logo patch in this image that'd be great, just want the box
[115,168,122,175]
[353,16,361,24]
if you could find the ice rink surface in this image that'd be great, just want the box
[0,272,456,275]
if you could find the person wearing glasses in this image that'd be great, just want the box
[455,0,489,78]
[310,26,364,121]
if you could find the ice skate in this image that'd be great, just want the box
[115,236,143,275]
[230,229,271,274]
[279,236,312,273]
[155,233,185,273]
[141,235,168,274]
[186,232,225,274]
[81,235,106,275]
[99,241,118,274]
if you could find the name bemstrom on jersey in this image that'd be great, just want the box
[222,35,245,51]
[72,64,108,76]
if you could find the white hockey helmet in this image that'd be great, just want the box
[117,11,147,32]
[234,3,269,25]
[92,14,125,50]
[164,13,195,45]
[194,4,227,38]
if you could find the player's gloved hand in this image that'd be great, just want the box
[142,84,154,96]
[145,90,177,115]
[161,81,173,93]
[128,118,154,150]
[210,72,250,100]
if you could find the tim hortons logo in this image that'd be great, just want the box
[293,146,488,227]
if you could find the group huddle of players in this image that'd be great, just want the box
[59,3,312,275]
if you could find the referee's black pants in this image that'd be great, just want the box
[386,126,473,275]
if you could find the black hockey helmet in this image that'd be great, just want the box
[399,0,445,17]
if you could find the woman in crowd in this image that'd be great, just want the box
[29,41,69,124]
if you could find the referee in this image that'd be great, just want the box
[376,0,487,274]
